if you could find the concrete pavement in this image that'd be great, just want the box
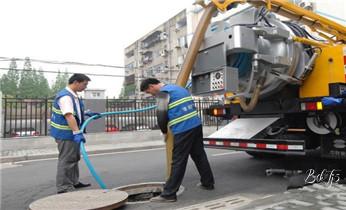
[2,127,345,210]
[236,183,346,210]
[0,126,218,163]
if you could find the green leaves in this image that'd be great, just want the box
[0,57,68,98]
[51,70,69,97]
[0,58,19,97]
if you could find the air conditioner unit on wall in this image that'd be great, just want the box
[177,55,184,65]
[159,49,167,57]
[160,32,168,40]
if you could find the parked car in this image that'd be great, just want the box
[105,116,158,131]
[7,128,40,138]
[105,126,119,132]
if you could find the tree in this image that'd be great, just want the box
[18,57,37,98]
[119,87,126,99]
[51,70,69,96]
[2,57,53,98]
[0,58,20,96]
[35,68,50,97]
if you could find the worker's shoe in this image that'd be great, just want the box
[57,189,74,194]
[150,195,177,203]
[57,190,68,194]
[197,182,214,190]
[74,182,91,189]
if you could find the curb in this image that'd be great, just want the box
[0,145,165,163]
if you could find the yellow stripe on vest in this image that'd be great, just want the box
[52,106,76,116]
[50,121,71,130]
[168,111,198,127]
[52,106,63,115]
[168,96,193,109]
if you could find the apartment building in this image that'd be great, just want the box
[122,9,200,98]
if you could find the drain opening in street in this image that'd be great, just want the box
[128,190,162,202]
[115,182,184,203]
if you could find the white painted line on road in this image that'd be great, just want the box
[87,148,164,157]
[14,148,165,164]
[260,194,274,200]
[0,163,23,170]
[15,157,58,163]
[212,151,243,157]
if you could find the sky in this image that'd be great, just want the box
[0,0,345,98]
[0,0,195,97]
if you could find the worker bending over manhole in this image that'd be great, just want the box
[140,78,215,203]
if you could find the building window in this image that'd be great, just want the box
[141,31,162,48]
[92,92,100,98]
[124,74,135,85]
[177,36,187,48]
[142,51,153,64]
[178,55,184,65]
[125,50,134,58]
[144,63,165,77]
[176,17,187,30]
[125,62,135,75]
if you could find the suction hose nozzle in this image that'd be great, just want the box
[238,76,266,112]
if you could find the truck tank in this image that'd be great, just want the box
[192,7,312,99]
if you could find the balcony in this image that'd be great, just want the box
[142,51,153,64]
[125,50,134,58]
[175,17,187,31]
[124,74,135,85]
[141,30,166,49]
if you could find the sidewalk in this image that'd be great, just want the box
[178,183,346,210]
[0,126,218,163]
[235,183,346,210]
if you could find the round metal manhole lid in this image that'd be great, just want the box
[114,182,184,204]
[29,189,128,210]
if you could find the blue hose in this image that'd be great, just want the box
[79,105,157,189]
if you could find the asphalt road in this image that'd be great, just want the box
[1,148,345,210]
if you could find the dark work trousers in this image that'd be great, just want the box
[161,125,214,198]
[56,139,80,193]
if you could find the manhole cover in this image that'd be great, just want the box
[29,189,128,210]
[114,182,184,204]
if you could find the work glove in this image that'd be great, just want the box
[322,97,343,106]
[85,111,101,119]
[73,132,86,144]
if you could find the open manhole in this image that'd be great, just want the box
[114,182,184,204]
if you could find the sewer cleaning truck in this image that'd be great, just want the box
[183,0,346,159]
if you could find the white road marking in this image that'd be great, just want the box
[86,147,164,157]
[0,163,22,170]
[11,147,165,164]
